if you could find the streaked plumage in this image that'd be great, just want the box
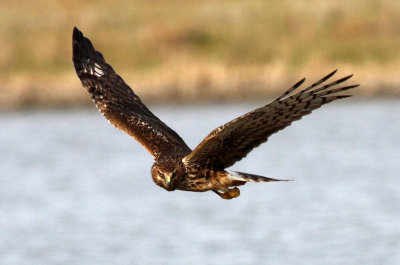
[72,27,358,199]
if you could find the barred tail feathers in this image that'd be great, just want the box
[226,170,291,183]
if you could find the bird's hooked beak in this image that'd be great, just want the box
[165,173,173,190]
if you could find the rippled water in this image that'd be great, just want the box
[1,99,399,265]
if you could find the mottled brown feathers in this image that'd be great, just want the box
[73,27,191,159]
[72,27,358,199]
[184,70,358,169]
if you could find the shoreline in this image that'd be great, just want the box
[1,64,399,110]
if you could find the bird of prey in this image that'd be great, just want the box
[72,27,358,199]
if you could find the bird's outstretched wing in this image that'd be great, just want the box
[72,27,191,158]
[184,70,358,169]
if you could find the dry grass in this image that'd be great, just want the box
[1,0,400,109]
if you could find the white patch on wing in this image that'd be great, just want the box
[94,63,104,77]
[81,60,104,77]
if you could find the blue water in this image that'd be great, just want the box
[1,99,399,264]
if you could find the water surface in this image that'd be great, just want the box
[1,100,399,264]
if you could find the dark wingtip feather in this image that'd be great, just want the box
[73,26,80,37]
[349,84,360,88]
[72,27,95,54]
[275,77,306,101]
[335,95,353,99]
[298,69,339,95]
[276,69,343,102]
[322,95,352,103]
[316,84,359,97]
[72,27,84,46]
[72,27,100,77]
[295,77,306,87]
[337,74,353,83]
[322,69,338,82]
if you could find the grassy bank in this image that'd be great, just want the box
[1,0,400,109]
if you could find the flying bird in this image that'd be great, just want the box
[72,27,358,199]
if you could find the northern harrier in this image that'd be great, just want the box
[73,27,358,199]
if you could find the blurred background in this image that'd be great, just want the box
[1,0,400,108]
[1,0,399,264]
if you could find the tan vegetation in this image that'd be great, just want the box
[1,0,400,109]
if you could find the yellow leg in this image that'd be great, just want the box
[213,187,240,200]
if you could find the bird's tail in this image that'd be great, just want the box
[226,170,291,183]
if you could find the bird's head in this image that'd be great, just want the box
[151,163,179,191]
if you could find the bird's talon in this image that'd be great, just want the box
[214,187,240,199]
